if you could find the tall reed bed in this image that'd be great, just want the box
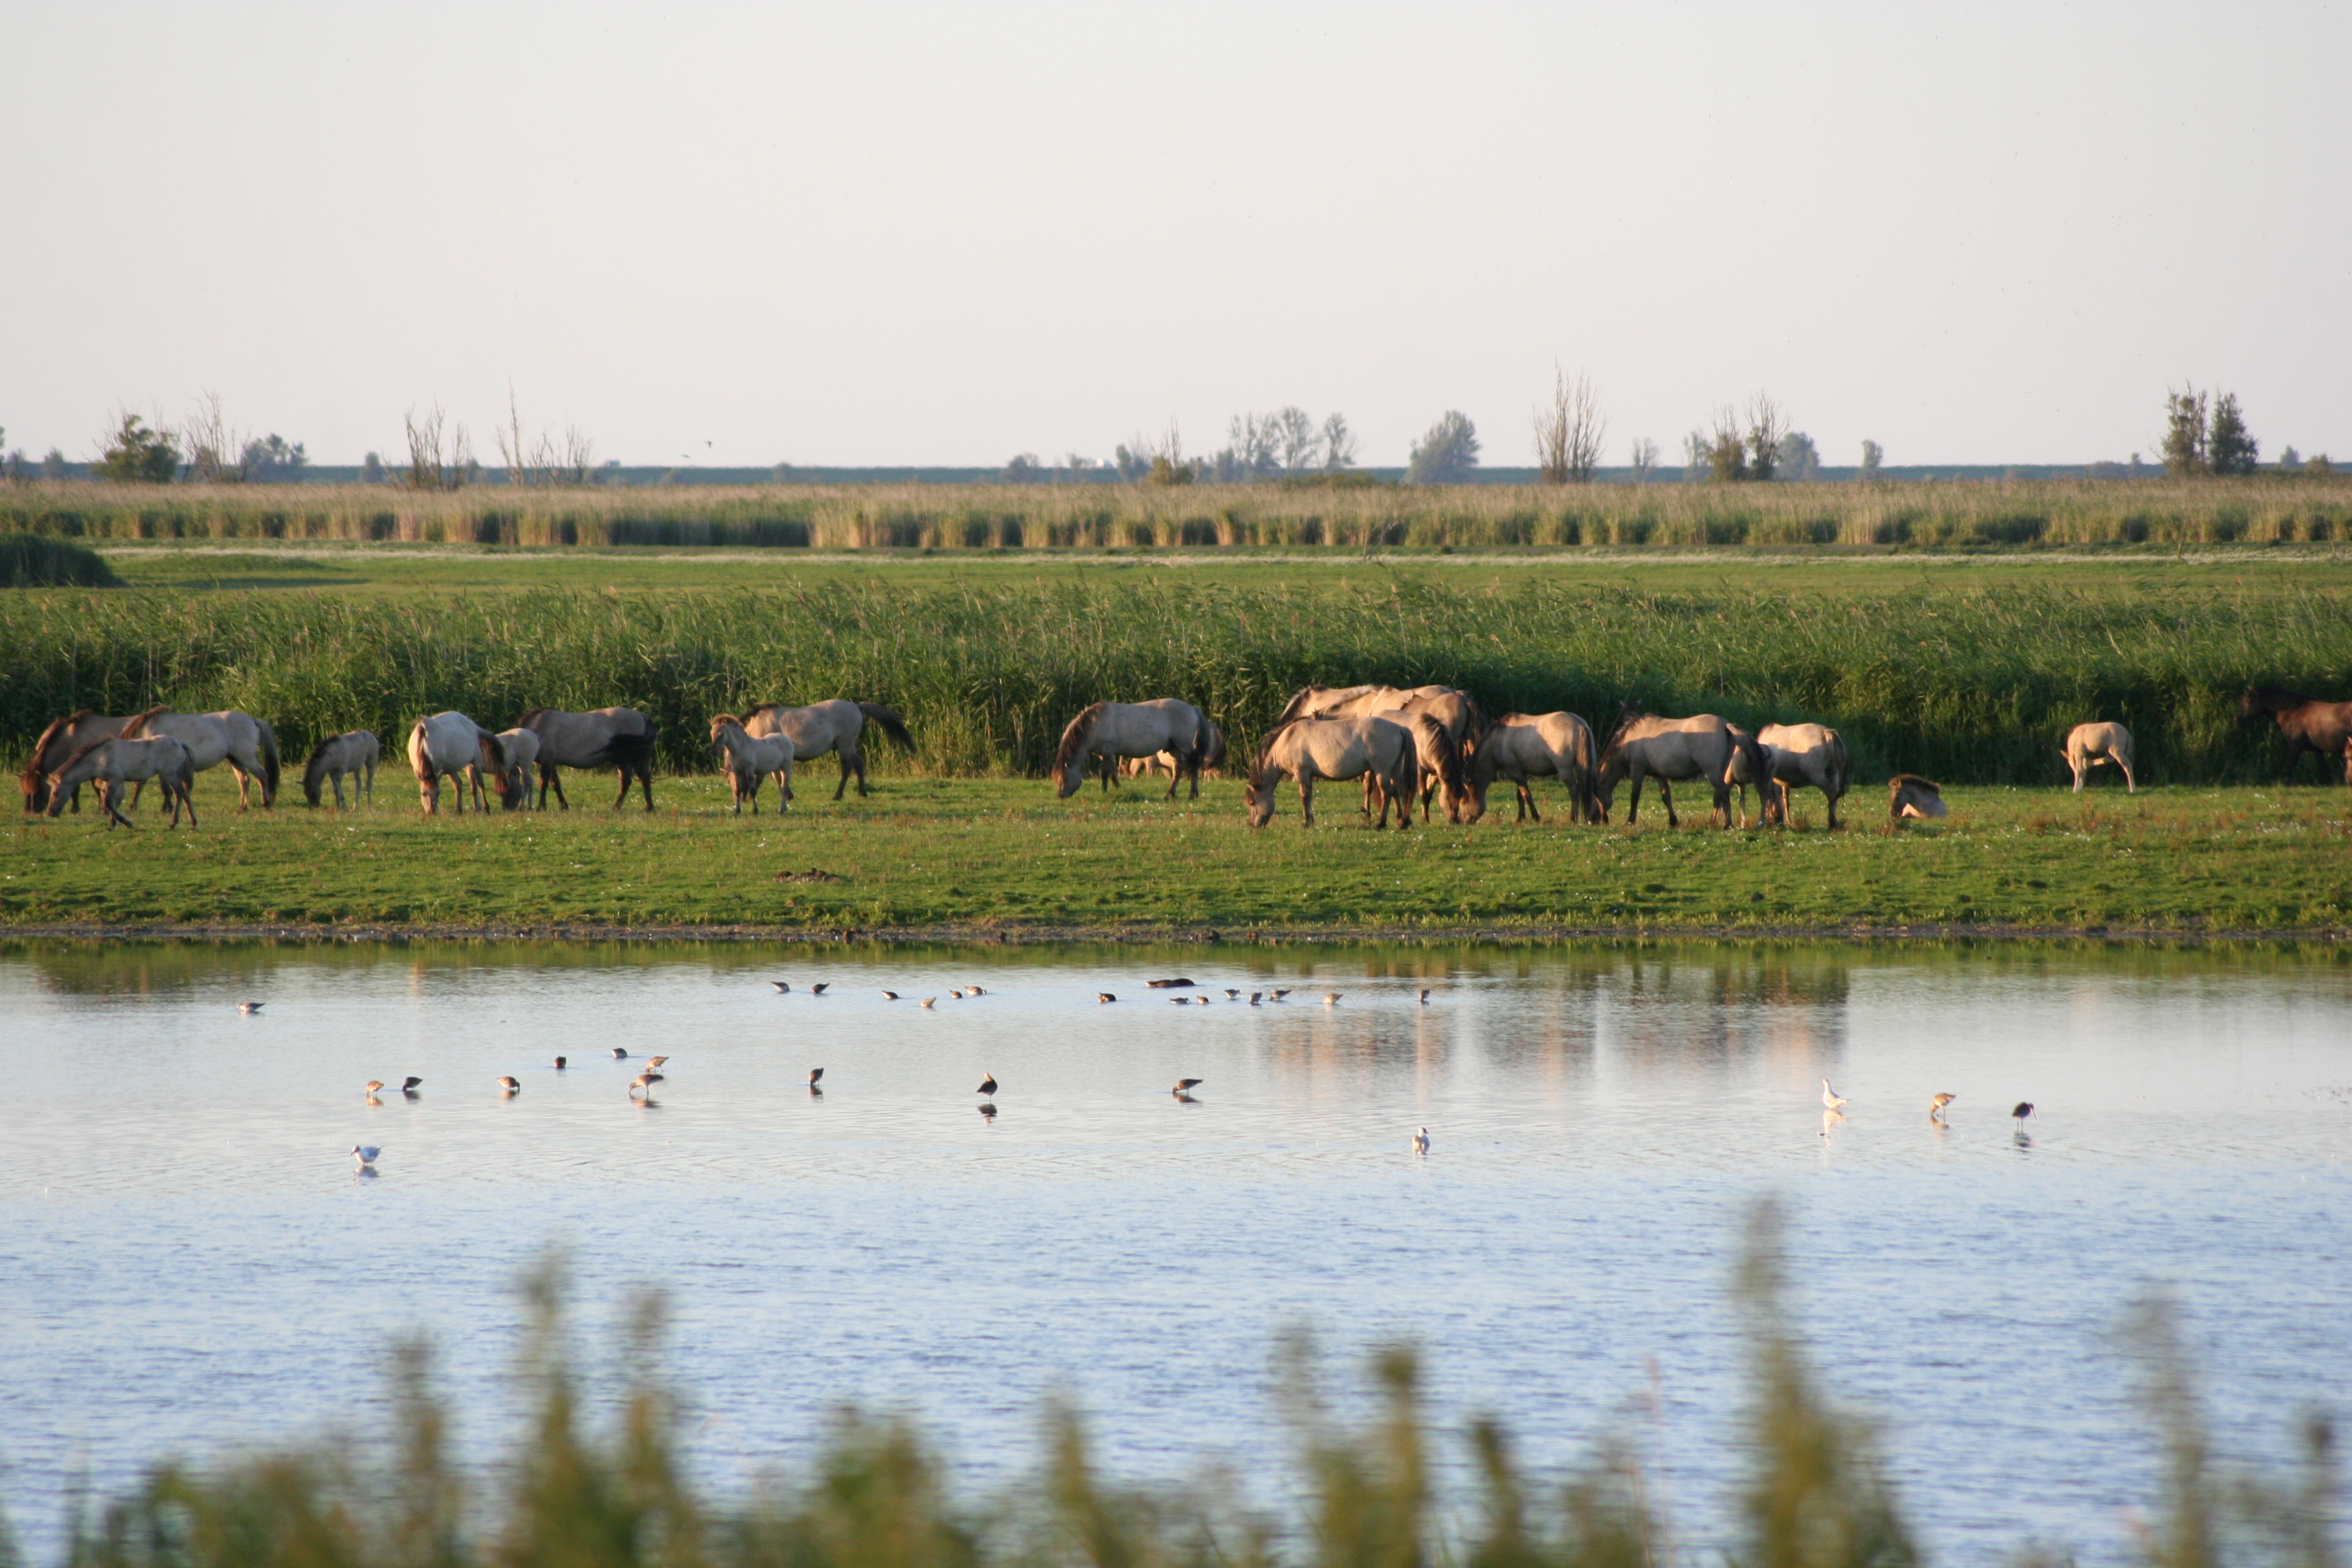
[7,477,2352,551]
[3,576,2347,785]
[37,1220,2338,1568]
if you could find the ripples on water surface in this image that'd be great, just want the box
[1,938,2347,1565]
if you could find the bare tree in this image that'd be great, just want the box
[495,388,597,487]
[184,392,249,483]
[1707,406,1747,482]
[1533,368,1607,483]
[404,404,474,490]
[1273,407,1320,474]
[1533,379,1569,485]
[1744,393,1788,481]
[1629,436,1659,484]
[1321,412,1357,471]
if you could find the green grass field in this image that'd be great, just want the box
[8,768,2348,938]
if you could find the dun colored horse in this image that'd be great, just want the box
[1244,715,1424,830]
[1461,711,1599,824]
[1367,706,1470,821]
[1722,724,1785,828]
[1054,700,1210,799]
[475,728,542,811]
[123,709,281,811]
[709,715,796,813]
[1592,708,1738,828]
[301,731,381,808]
[410,712,516,815]
[741,700,915,801]
[519,707,659,810]
[20,710,144,814]
[1757,721,1850,828]
[2238,687,2352,783]
[1889,774,1947,821]
[2063,721,2136,793]
[46,733,197,829]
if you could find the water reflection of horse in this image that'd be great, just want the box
[2238,686,2352,783]
[1593,708,1740,828]
[1462,712,1599,823]
[1245,715,1425,830]
[1054,700,1210,799]
[20,710,143,814]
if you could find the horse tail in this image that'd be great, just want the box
[859,703,915,751]
[1827,730,1850,799]
[1414,713,1463,798]
[608,719,657,776]
[258,720,281,805]
[408,719,431,777]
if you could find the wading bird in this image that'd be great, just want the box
[612,1048,627,1060]
[883,991,900,1000]
[240,1002,263,1015]
[365,1081,384,1098]
[1270,989,1290,1000]
[808,1068,824,1087]
[1419,989,1431,1004]
[402,1077,423,1094]
[647,1056,670,1069]
[772,981,791,992]
[2012,1101,2036,1126]
[1323,993,1342,1006]
[977,1073,997,1097]
[921,997,936,1009]
[1250,992,1262,1004]
[1930,1093,1956,1121]
[1097,992,1115,1004]
[967,985,986,996]
[811,983,829,996]
[1412,1127,1431,1156]
[951,989,966,1000]
[1173,1078,1203,1095]
[351,1145,380,1168]
[1225,989,1239,1000]
[496,1077,521,1094]
[554,1056,567,1070]
[1821,1079,1848,1112]
[629,1072,664,1098]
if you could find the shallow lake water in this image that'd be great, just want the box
[1,937,2347,1565]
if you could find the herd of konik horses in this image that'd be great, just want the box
[16,685,2352,831]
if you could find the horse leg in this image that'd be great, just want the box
[838,746,855,801]
[544,766,570,809]
[1298,774,1315,830]
[2121,753,2136,794]
[1519,778,1540,823]
[1711,779,1732,829]
[849,739,869,798]
[1656,778,1679,829]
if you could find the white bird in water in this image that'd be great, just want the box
[612,1047,628,1060]
[239,1002,263,1015]
[1323,993,1342,1006]
[882,990,900,1000]
[351,1145,380,1168]
[1821,1079,1848,1111]
[772,981,791,992]
[496,1076,522,1094]
[1411,1127,1431,1156]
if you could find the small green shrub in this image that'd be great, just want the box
[0,532,120,587]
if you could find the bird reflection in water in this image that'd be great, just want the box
[978,1101,998,1124]
[1820,1107,1846,1138]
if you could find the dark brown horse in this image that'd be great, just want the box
[2238,686,2352,783]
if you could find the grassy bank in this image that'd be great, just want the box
[7,777,2349,937]
[36,1230,2337,1568]
[8,557,2352,785]
[7,474,2352,549]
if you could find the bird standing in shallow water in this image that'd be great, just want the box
[402,1077,423,1094]
[1270,989,1290,1000]
[808,1068,824,1087]
[1411,1127,1431,1156]
[811,983,828,996]
[554,1056,567,1071]
[1419,988,1431,1004]
[351,1145,380,1169]
[365,1081,385,1098]
[1173,1078,1203,1095]
[1323,993,1342,1006]
[629,1072,664,1098]
[1821,1079,1848,1111]
[921,996,936,1009]
[647,1055,670,1069]
[977,1073,997,1097]
[239,1002,263,1015]
[1097,992,1115,1004]
[612,1048,627,1060]
[966,985,985,996]
[1224,989,1239,1000]
[1929,1093,1956,1122]
[496,1077,521,1094]
[1249,992,1262,1004]
[772,981,791,993]
[882,990,900,1000]
[2012,1101,2035,1126]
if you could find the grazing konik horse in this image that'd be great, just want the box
[1757,721,1851,828]
[708,714,796,813]
[1722,724,1786,828]
[740,700,915,801]
[45,732,197,830]
[1243,715,1427,830]
[409,712,517,815]
[302,731,380,808]
[2062,721,2136,794]
[519,707,659,810]
[1591,708,1739,828]
[1054,700,1211,799]
[20,710,144,814]
[2238,686,2352,784]
[474,728,542,812]
[1365,705,1470,822]
[129,708,282,810]
[1461,711,1600,824]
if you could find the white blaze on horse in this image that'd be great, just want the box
[474,728,542,811]
[129,708,282,810]
[2063,721,2136,794]
[1053,700,1211,799]
[708,715,796,813]
[519,707,660,811]
[1461,711,1599,825]
[1592,708,1739,828]
[45,732,197,829]
[408,712,515,815]
[740,700,914,801]
[19,709,145,814]
[1244,715,1426,830]
[301,731,380,808]
[1757,722,1850,828]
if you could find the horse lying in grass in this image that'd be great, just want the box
[519,707,659,811]
[2063,721,2136,794]
[709,715,796,813]
[410,712,517,815]
[20,709,145,814]
[1757,723,1849,828]
[302,731,380,808]
[1054,700,1211,800]
[1592,708,1738,828]
[1245,715,1424,830]
[129,709,281,810]
[46,734,197,829]
[2238,686,2352,783]
[1889,774,1947,821]
[1461,711,1599,824]
[474,728,541,812]
[740,700,914,801]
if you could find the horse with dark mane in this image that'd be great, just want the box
[1591,704,1738,828]
[741,700,915,801]
[19,709,144,814]
[2238,685,2352,783]
[1053,700,1209,799]
[519,706,660,810]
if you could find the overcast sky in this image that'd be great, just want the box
[5,2,2347,469]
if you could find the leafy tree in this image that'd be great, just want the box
[1113,440,1152,483]
[1320,412,1357,471]
[243,434,308,483]
[1744,394,1788,480]
[2162,387,2209,475]
[2208,393,2258,475]
[94,412,179,483]
[363,451,387,483]
[39,448,68,480]
[2,448,28,483]
[1000,453,1043,483]
[2306,453,2334,475]
[2278,446,2302,471]
[1707,408,1747,482]
[1774,430,1820,481]
[1859,439,1883,479]
[1405,410,1479,484]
